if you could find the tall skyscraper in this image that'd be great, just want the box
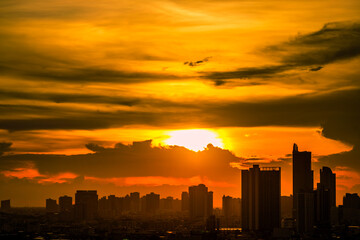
[315,183,331,228]
[320,166,336,207]
[241,165,281,231]
[181,191,189,212]
[292,143,313,196]
[75,190,98,221]
[292,144,314,234]
[189,184,213,220]
[295,192,315,233]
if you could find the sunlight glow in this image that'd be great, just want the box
[164,129,224,151]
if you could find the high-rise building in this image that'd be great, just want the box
[315,183,331,228]
[320,166,336,207]
[74,190,98,221]
[340,193,360,226]
[46,198,58,213]
[222,196,241,227]
[343,193,360,209]
[144,192,160,214]
[222,195,234,220]
[241,165,281,231]
[130,192,140,212]
[0,199,11,212]
[292,143,314,234]
[189,184,213,220]
[294,192,314,234]
[293,143,313,196]
[161,196,173,210]
[181,191,189,212]
[59,195,72,212]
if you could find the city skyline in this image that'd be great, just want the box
[0,141,358,207]
[0,144,347,210]
[1,0,360,210]
[2,153,359,238]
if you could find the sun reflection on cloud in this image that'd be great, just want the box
[163,129,223,151]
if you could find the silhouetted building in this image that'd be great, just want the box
[295,192,314,234]
[74,190,98,221]
[340,193,360,226]
[320,166,336,207]
[58,195,73,221]
[222,195,233,219]
[143,192,160,214]
[189,184,213,220]
[160,196,173,210]
[1,199,11,212]
[181,191,189,212]
[315,183,331,228]
[292,143,314,234]
[222,195,241,227]
[59,195,72,212]
[98,194,122,218]
[46,198,58,213]
[130,192,140,212]
[293,143,313,196]
[241,165,281,232]
[343,193,360,209]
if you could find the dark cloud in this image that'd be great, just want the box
[278,22,360,66]
[203,65,291,84]
[85,143,106,152]
[0,89,140,106]
[203,21,360,85]
[0,142,12,156]
[1,64,183,84]
[184,57,212,67]
[309,66,323,71]
[0,140,240,183]
[0,88,358,131]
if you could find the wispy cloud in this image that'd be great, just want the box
[203,21,360,86]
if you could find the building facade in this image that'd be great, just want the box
[241,165,281,231]
[189,184,213,220]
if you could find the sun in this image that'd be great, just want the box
[164,129,224,151]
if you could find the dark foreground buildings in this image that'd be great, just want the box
[241,164,281,232]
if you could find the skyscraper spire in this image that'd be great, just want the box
[293,143,298,153]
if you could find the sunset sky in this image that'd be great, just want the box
[0,0,360,207]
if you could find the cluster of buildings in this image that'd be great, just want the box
[1,143,360,238]
[238,143,360,237]
[40,185,215,223]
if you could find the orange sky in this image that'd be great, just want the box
[0,0,360,207]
